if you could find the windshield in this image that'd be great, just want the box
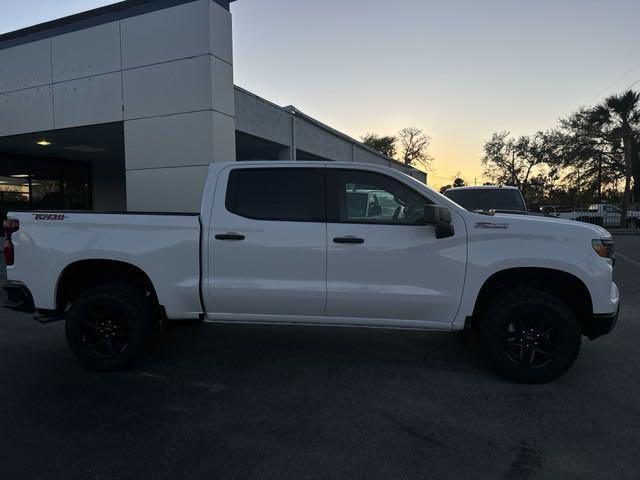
[444,189,526,212]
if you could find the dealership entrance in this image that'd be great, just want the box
[0,156,91,214]
[0,122,126,219]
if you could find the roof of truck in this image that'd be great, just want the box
[445,185,520,191]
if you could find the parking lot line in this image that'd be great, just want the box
[617,253,640,268]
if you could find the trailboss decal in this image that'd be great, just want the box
[33,214,67,221]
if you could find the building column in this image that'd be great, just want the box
[123,0,236,212]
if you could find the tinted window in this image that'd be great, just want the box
[328,169,432,224]
[226,168,325,222]
[444,189,526,212]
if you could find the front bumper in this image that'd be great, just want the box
[2,282,36,314]
[584,307,620,340]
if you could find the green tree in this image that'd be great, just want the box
[453,177,466,188]
[481,131,559,201]
[361,133,397,158]
[589,90,640,225]
[554,107,626,203]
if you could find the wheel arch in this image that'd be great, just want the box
[471,267,593,333]
[56,259,161,313]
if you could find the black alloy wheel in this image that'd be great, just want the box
[66,284,156,371]
[80,306,134,359]
[479,287,582,384]
[502,312,567,370]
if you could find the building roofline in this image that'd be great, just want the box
[233,85,424,176]
[0,0,235,50]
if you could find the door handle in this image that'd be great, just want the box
[215,233,246,241]
[333,236,365,244]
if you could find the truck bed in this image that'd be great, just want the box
[6,211,203,320]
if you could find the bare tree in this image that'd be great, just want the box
[397,127,433,170]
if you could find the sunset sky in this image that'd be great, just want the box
[3,0,640,187]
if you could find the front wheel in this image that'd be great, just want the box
[478,288,581,384]
[65,284,157,371]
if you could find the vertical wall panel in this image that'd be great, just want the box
[211,56,234,116]
[212,111,236,162]
[0,40,52,94]
[209,0,233,64]
[122,56,212,120]
[120,0,209,69]
[53,72,123,129]
[0,86,54,136]
[126,166,210,212]
[51,22,121,82]
[124,111,213,170]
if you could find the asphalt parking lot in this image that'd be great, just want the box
[1,236,639,480]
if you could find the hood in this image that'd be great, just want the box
[471,211,612,239]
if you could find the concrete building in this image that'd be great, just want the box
[0,0,425,214]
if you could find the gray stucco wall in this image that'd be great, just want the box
[234,87,427,183]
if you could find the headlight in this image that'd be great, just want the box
[592,239,615,264]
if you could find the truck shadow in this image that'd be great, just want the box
[146,321,493,381]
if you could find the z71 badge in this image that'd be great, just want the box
[474,221,509,229]
[33,214,67,221]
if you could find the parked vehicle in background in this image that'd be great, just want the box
[540,205,577,218]
[3,162,620,384]
[557,204,640,228]
[346,190,400,220]
[443,185,528,214]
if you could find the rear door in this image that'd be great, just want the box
[205,165,327,318]
[325,168,467,326]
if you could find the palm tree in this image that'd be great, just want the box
[590,90,640,227]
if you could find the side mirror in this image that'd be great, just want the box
[423,205,455,239]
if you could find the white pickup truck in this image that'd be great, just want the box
[555,204,640,228]
[3,162,620,383]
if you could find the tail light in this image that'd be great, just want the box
[4,218,19,266]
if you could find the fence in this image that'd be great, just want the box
[540,205,640,231]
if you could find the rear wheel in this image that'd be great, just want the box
[65,284,157,371]
[478,288,581,384]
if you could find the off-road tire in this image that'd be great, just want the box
[478,287,581,384]
[65,283,157,371]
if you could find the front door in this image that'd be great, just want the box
[325,168,467,326]
[206,166,327,318]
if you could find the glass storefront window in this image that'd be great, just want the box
[31,162,64,210]
[0,156,91,222]
[64,166,92,210]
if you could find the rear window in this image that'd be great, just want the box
[226,168,325,222]
[444,189,526,212]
